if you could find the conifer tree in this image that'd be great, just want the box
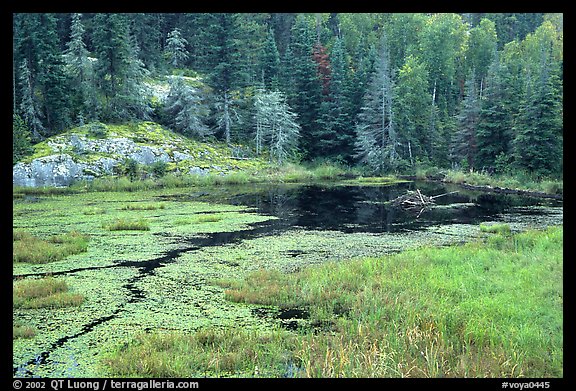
[165,27,189,68]
[394,55,431,164]
[260,28,281,89]
[282,15,323,159]
[65,13,99,123]
[36,13,71,134]
[476,52,511,171]
[92,13,151,121]
[354,33,398,173]
[253,89,301,164]
[18,59,45,141]
[451,71,481,170]
[13,114,33,164]
[164,76,210,138]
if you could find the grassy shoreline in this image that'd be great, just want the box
[103,225,563,378]
[13,162,562,198]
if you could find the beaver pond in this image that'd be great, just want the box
[12,180,563,377]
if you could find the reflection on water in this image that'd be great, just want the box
[202,181,562,234]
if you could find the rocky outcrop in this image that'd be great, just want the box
[12,122,255,187]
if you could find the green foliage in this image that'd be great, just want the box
[110,226,562,377]
[12,13,562,178]
[13,114,33,164]
[148,161,168,178]
[87,122,108,139]
[103,327,295,377]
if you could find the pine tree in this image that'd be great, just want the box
[451,71,481,170]
[354,33,398,173]
[253,89,301,164]
[476,52,511,171]
[18,59,45,141]
[165,27,189,68]
[13,114,33,164]
[64,13,99,123]
[164,76,210,138]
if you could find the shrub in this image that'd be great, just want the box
[87,122,107,139]
[149,161,169,178]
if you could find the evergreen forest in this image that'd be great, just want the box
[13,12,563,179]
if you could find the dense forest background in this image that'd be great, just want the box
[12,13,563,178]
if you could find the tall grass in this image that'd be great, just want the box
[13,277,84,309]
[13,230,89,264]
[443,169,563,195]
[104,218,150,231]
[103,327,296,378]
[104,226,563,378]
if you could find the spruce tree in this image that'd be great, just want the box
[260,28,281,89]
[282,15,323,159]
[13,114,33,164]
[64,13,99,123]
[451,71,481,170]
[315,37,353,160]
[253,89,301,164]
[165,27,189,68]
[354,33,398,173]
[36,13,71,134]
[92,13,150,121]
[18,59,45,141]
[476,52,511,171]
[164,76,210,138]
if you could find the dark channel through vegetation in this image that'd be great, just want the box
[13,181,562,377]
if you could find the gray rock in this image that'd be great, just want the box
[13,131,207,187]
[188,167,209,176]
[14,154,84,187]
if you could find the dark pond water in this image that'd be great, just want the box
[195,180,563,235]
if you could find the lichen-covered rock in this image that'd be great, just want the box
[13,121,267,187]
[14,154,87,187]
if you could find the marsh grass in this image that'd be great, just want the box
[106,226,562,378]
[104,218,150,231]
[103,327,296,377]
[121,203,165,211]
[479,223,512,236]
[13,230,89,264]
[443,169,563,195]
[13,277,84,309]
[219,226,562,377]
[13,321,36,339]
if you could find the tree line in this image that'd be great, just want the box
[13,13,563,177]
